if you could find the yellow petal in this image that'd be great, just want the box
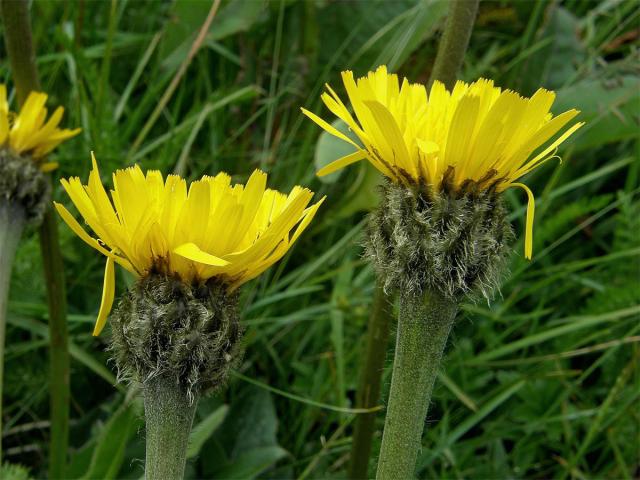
[416,139,439,155]
[93,256,115,336]
[317,150,367,177]
[364,100,415,178]
[510,182,535,260]
[290,196,325,244]
[0,84,8,144]
[40,162,59,172]
[173,243,230,267]
[53,202,135,272]
[515,121,585,177]
[300,107,361,149]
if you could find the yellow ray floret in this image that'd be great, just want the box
[0,85,80,168]
[302,65,585,260]
[55,155,325,336]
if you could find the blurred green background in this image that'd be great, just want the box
[1,0,639,478]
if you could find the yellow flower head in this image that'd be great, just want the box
[55,155,325,336]
[302,65,584,259]
[0,85,80,170]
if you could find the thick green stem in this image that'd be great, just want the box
[1,2,71,477]
[39,209,70,479]
[0,0,39,101]
[428,0,480,90]
[375,291,457,480]
[349,280,393,480]
[0,202,25,466]
[144,375,198,480]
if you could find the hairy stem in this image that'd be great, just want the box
[39,209,70,479]
[349,280,393,479]
[428,0,480,90]
[0,0,39,101]
[144,375,198,480]
[0,202,25,465]
[375,291,457,480]
[1,2,71,477]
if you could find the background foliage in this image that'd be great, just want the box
[1,0,639,478]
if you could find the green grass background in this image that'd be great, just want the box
[1,0,639,478]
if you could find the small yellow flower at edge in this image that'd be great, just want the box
[302,66,585,260]
[0,84,81,170]
[54,155,325,336]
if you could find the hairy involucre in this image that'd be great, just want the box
[110,273,243,399]
[0,149,50,225]
[365,175,515,301]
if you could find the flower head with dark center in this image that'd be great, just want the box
[302,66,584,259]
[0,85,80,170]
[55,155,324,335]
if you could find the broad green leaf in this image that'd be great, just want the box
[555,75,640,151]
[80,397,143,480]
[186,404,229,459]
[317,0,446,71]
[203,387,287,479]
[519,6,587,92]
[333,161,383,218]
[212,446,288,480]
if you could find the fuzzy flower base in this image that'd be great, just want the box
[110,273,243,398]
[0,149,49,225]
[365,175,515,301]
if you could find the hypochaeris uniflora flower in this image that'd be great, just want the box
[0,85,80,171]
[302,66,584,261]
[55,155,324,337]
[0,85,80,224]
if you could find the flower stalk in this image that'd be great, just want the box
[55,161,323,479]
[143,375,198,480]
[0,1,72,478]
[109,273,243,479]
[428,0,480,90]
[0,203,25,465]
[39,208,70,480]
[373,4,478,475]
[348,6,475,472]
[0,0,39,104]
[375,291,457,480]
[304,16,583,473]
[349,280,393,479]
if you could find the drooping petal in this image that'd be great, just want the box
[301,68,583,260]
[57,157,323,337]
[0,85,8,144]
[510,183,536,260]
[93,256,115,336]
